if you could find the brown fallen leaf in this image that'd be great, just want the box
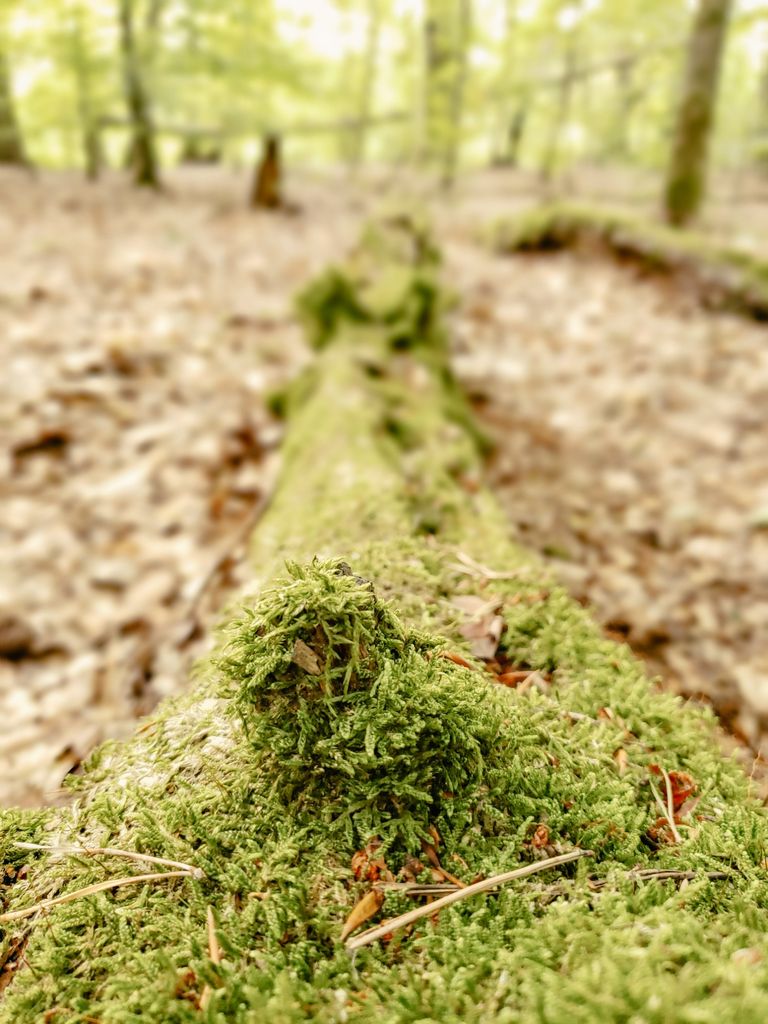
[453,595,505,660]
[439,650,474,670]
[613,748,629,775]
[292,638,322,675]
[648,765,697,812]
[351,837,390,883]
[531,823,550,849]
[340,889,385,941]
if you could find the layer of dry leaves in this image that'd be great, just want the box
[2,165,767,807]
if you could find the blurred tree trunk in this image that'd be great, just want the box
[346,0,382,167]
[118,0,160,187]
[250,133,282,209]
[492,0,528,168]
[423,0,471,186]
[0,44,26,165]
[663,0,733,227]
[540,31,578,183]
[605,57,639,162]
[69,4,103,180]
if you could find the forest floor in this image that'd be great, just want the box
[2,165,767,806]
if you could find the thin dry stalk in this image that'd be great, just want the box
[13,842,205,880]
[0,871,195,924]
[649,777,682,845]
[451,550,531,580]
[200,905,223,1011]
[345,848,592,951]
[660,767,684,843]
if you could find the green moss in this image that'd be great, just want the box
[490,201,768,320]
[3,215,768,1022]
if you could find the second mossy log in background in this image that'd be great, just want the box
[491,200,768,321]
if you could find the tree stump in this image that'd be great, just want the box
[250,133,283,209]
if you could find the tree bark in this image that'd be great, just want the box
[423,0,471,185]
[0,45,26,166]
[250,133,282,209]
[663,0,733,226]
[117,0,160,188]
[540,30,578,183]
[345,0,382,167]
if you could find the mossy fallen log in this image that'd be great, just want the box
[490,201,768,321]
[3,217,768,1022]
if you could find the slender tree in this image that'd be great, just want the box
[0,42,26,164]
[346,0,382,167]
[117,0,160,187]
[540,26,578,182]
[663,0,733,226]
[67,3,103,180]
[422,0,471,185]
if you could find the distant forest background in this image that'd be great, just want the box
[0,0,763,223]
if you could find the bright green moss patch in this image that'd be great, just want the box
[4,560,768,1022]
[490,201,768,320]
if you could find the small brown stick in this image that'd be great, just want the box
[660,767,684,840]
[345,848,592,951]
[200,905,222,1011]
[0,871,195,924]
[374,882,460,896]
[589,869,730,890]
[649,777,682,845]
[13,842,205,880]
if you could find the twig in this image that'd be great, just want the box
[0,871,196,924]
[649,775,682,845]
[374,882,460,896]
[183,491,271,633]
[380,867,732,899]
[451,550,531,580]
[13,842,205,880]
[345,848,592,951]
[200,905,222,1010]
[660,767,683,843]
[589,868,730,890]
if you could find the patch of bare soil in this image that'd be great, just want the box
[447,238,768,768]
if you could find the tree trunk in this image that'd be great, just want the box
[423,0,471,185]
[540,31,578,183]
[0,45,26,165]
[69,5,103,181]
[492,0,528,168]
[250,133,282,208]
[117,0,160,188]
[1,219,767,1021]
[663,0,733,226]
[345,0,382,167]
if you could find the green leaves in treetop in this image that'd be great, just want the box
[295,214,449,351]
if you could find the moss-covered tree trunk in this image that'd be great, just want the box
[0,45,26,166]
[663,0,733,227]
[118,0,160,188]
[3,218,768,1022]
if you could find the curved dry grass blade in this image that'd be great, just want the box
[0,870,195,924]
[13,841,205,880]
